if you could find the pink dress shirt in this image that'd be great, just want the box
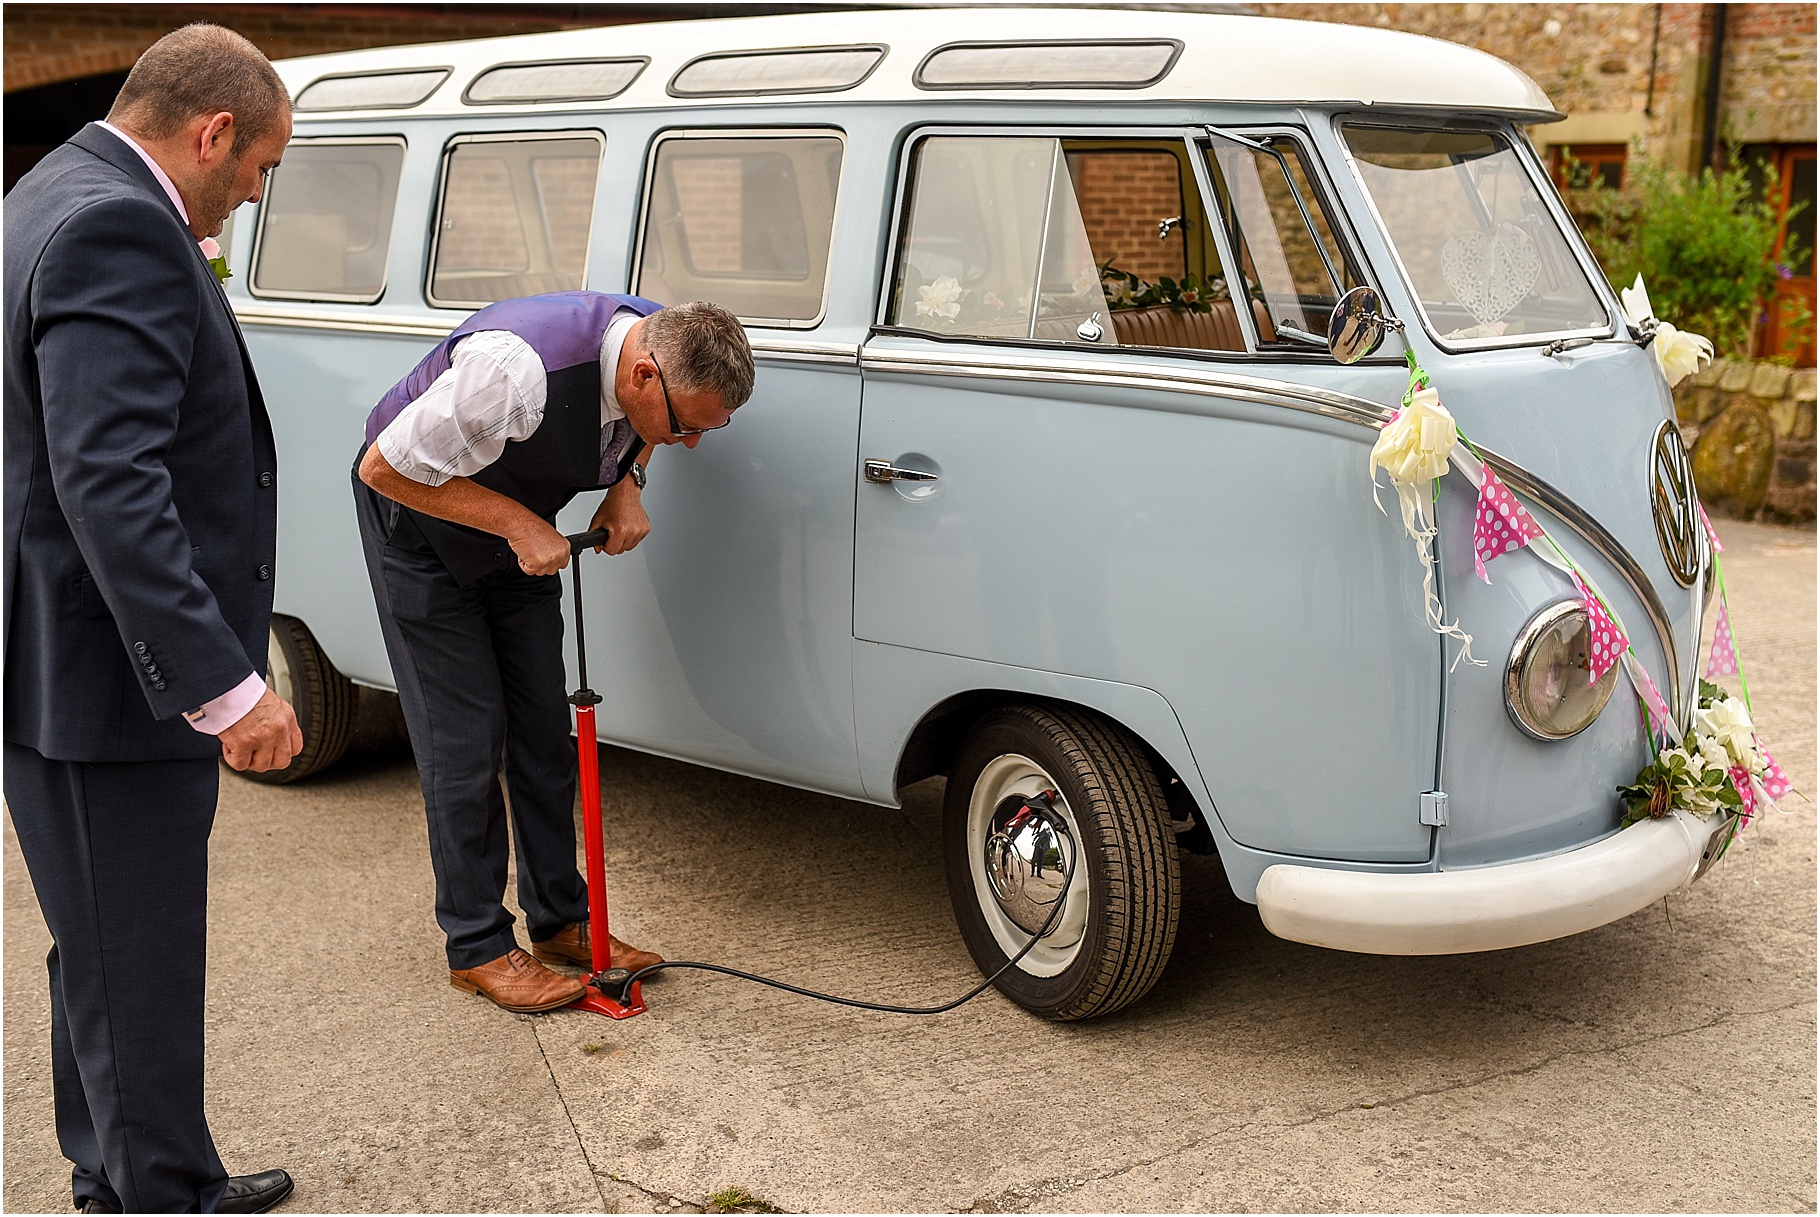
[96,121,266,736]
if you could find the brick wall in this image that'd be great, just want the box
[1071,151,1187,283]
[1,4,661,94]
[1252,4,1816,169]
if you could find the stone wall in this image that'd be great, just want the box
[1249,4,1817,172]
[1675,359,1816,521]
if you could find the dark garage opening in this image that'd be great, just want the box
[5,70,129,193]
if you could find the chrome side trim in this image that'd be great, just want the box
[751,338,859,365]
[231,309,860,366]
[860,347,1393,428]
[1474,444,1681,715]
[233,307,458,338]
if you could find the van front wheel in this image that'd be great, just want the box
[943,704,1180,1020]
[238,614,355,785]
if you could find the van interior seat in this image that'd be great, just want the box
[1110,299,1275,351]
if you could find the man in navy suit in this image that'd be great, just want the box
[5,24,302,1214]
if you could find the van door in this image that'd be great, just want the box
[856,129,1437,862]
[573,129,866,797]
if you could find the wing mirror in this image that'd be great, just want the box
[1327,286,1405,365]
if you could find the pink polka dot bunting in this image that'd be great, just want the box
[1698,502,1723,555]
[1729,765,1758,823]
[1574,573,1628,685]
[1633,663,1676,742]
[1472,467,1546,583]
[1703,600,1738,678]
[1759,747,1791,801]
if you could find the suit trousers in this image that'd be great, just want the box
[352,469,588,969]
[3,742,229,1213]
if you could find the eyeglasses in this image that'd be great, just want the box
[650,352,729,437]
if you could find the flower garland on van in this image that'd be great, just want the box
[1368,283,1791,843]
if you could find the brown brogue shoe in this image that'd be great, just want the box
[449,948,586,1012]
[532,921,664,974]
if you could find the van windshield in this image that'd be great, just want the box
[1342,125,1609,345]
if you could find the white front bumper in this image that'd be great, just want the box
[1255,810,1725,955]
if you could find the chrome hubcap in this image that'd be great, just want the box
[968,753,1089,977]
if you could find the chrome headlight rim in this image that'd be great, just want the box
[1505,598,1620,742]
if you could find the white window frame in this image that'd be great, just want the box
[424,129,606,311]
[248,135,407,305]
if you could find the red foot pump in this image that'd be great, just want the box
[561,528,647,1020]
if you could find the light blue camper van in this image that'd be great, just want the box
[229,8,1726,1019]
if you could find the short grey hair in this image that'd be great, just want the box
[109,23,290,154]
[642,301,755,410]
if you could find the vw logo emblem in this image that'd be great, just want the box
[1651,421,1702,587]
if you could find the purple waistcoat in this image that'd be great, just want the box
[365,291,662,585]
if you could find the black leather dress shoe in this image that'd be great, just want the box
[216,1169,295,1214]
[74,1168,292,1213]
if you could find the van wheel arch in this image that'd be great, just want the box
[895,691,1216,853]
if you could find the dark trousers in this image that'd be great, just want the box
[352,469,587,970]
[3,742,229,1213]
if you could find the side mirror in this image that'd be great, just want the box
[1327,286,1401,365]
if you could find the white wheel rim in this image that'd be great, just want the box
[266,628,294,706]
[966,753,1090,977]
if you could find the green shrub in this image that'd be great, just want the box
[1573,154,1792,358]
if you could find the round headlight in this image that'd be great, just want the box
[1505,599,1619,740]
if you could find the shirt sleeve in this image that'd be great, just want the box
[182,670,265,735]
[375,330,547,486]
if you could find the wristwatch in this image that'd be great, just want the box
[628,461,647,491]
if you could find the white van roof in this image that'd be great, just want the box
[272,6,1558,121]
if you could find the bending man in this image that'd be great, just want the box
[354,292,754,1013]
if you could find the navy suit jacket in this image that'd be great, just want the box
[4,124,277,762]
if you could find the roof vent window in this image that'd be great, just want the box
[914,40,1181,90]
[465,58,648,105]
[669,46,884,97]
[295,69,450,111]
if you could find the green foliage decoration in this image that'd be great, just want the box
[1573,153,1797,358]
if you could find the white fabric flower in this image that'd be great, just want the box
[1694,695,1757,769]
[1695,735,1731,775]
[1371,387,1457,486]
[1620,274,1714,388]
[1652,322,1715,387]
[915,276,963,323]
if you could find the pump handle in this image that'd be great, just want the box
[566,528,610,556]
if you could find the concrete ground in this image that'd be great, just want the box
[6,518,1814,1214]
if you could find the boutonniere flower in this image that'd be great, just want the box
[1620,274,1712,387]
[199,237,231,285]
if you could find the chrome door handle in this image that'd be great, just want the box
[863,459,939,484]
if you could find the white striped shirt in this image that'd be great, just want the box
[376,309,640,487]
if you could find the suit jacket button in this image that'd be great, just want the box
[134,641,148,655]
[152,679,167,691]
[257,564,272,580]
[259,472,273,488]
[492,551,503,562]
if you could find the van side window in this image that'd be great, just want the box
[429,134,602,307]
[635,134,844,326]
[888,136,1244,351]
[251,140,404,303]
[1204,135,1358,344]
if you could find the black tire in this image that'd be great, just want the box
[237,614,356,785]
[943,704,1180,1020]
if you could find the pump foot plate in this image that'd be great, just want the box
[566,982,645,1019]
